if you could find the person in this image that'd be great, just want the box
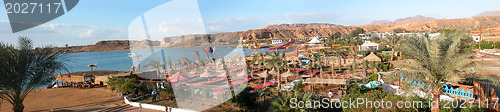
[328,90,333,98]
[132,88,138,98]
[151,89,157,102]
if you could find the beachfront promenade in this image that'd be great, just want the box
[0,88,161,112]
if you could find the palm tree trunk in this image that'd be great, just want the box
[390,47,395,67]
[431,90,440,112]
[338,57,342,72]
[13,103,24,112]
[331,59,335,76]
[278,70,281,89]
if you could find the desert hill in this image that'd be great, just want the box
[474,10,500,17]
[370,15,437,26]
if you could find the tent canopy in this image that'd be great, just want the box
[307,37,323,44]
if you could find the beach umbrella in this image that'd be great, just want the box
[200,69,212,78]
[236,70,247,78]
[268,68,278,75]
[281,69,297,77]
[217,71,228,77]
[168,73,188,82]
[361,81,381,89]
[281,69,297,83]
[67,73,71,78]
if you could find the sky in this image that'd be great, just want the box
[0,0,500,46]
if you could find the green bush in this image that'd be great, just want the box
[230,87,258,108]
[367,73,378,82]
[472,41,500,49]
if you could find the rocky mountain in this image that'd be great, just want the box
[378,16,500,32]
[75,40,160,52]
[370,15,437,26]
[75,14,500,51]
[474,10,500,17]
[160,24,385,47]
[161,16,500,47]
[263,23,342,29]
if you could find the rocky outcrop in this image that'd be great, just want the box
[263,23,342,29]
[76,40,161,52]
[160,24,385,47]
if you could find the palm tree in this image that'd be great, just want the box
[270,91,316,111]
[0,37,68,112]
[332,47,343,73]
[143,60,163,78]
[389,32,474,112]
[382,35,403,67]
[265,51,285,89]
[166,56,173,70]
[194,50,200,63]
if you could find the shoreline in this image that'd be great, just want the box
[62,44,239,54]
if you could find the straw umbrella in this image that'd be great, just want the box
[257,71,272,84]
[236,70,247,78]
[281,69,298,83]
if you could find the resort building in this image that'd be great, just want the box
[381,51,398,56]
[357,41,381,51]
[472,36,482,42]
[272,40,283,44]
[358,32,390,39]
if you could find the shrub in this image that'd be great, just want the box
[230,87,257,108]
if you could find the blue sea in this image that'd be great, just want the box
[61,47,293,73]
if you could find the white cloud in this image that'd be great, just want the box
[0,21,127,46]
[79,26,126,39]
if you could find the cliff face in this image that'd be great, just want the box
[76,40,161,52]
[263,23,342,29]
[77,15,500,50]
[160,23,385,47]
[76,40,130,52]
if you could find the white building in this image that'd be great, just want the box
[358,41,381,51]
[358,32,390,39]
[472,36,481,42]
[272,40,283,44]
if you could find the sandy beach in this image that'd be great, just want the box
[0,88,160,112]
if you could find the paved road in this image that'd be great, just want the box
[97,104,163,112]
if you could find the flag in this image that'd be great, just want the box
[67,73,71,78]
[50,70,55,73]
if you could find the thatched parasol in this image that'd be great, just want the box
[256,71,272,79]
[281,69,298,83]
[217,71,228,77]
[268,68,278,75]
[281,69,297,77]
[236,70,247,77]
[200,69,213,78]
[363,52,382,62]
